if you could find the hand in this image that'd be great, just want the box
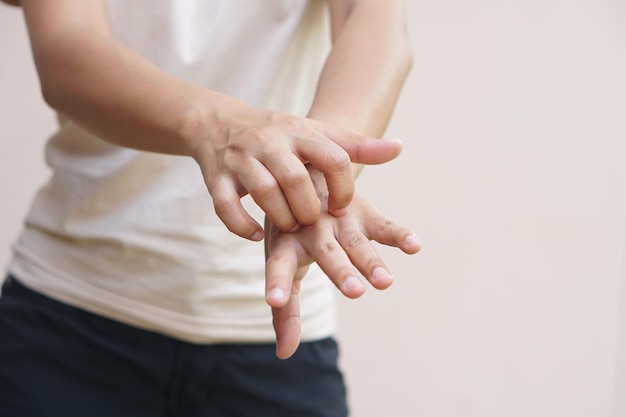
[190,100,404,241]
[263,178,421,359]
[17,0,402,243]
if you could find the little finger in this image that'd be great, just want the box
[210,176,264,241]
[337,228,393,290]
[364,214,422,255]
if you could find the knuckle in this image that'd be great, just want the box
[314,239,340,257]
[327,149,351,170]
[248,126,274,145]
[222,151,242,171]
[277,166,309,188]
[266,252,289,267]
[346,233,368,249]
[377,219,395,234]
[282,115,303,131]
[213,194,238,218]
[296,209,318,226]
[338,229,369,249]
[251,177,278,201]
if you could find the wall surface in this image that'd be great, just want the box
[1,6,54,269]
[1,1,625,416]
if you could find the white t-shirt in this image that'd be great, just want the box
[8,0,337,343]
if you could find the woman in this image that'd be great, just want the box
[0,1,419,416]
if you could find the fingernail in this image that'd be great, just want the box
[342,276,363,293]
[251,230,264,241]
[383,137,403,145]
[372,267,393,283]
[405,234,421,247]
[288,223,301,233]
[267,287,285,302]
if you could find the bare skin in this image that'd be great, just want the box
[266,169,421,359]
[9,0,420,357]
[15,0,404,240]
[265,0,420,358]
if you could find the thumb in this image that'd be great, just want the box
[321,126,403,165]
[350,137,403,164]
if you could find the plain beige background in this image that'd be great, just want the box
[1,1,625,416]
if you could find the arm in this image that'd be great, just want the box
[313,0,412,136]
[265,0,418,358]
[17,0,402,240]
[312,0,413,178]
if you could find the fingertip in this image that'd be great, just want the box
[250,229,264,242]
[383,137,404,147]
[276,345,296,360]
[295,204,320,226]
[274,323,301,359]
[327,196,349,217]
[216,205,264,241]
[273,220,300,233]
[371,267,394,290]
[403,234,422,253]
[380,137,403,159]
[229,224,264,241]
[342,276,366,298]
[266,287,287,307]
[328,206,348,217]
[275,335,300,359]
[350,137,403,165]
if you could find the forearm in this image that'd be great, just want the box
[309,0,412,137]
[21,0,244,157]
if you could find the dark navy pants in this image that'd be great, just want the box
[0,275,348,417]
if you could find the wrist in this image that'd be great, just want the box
[179,90,253,160]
